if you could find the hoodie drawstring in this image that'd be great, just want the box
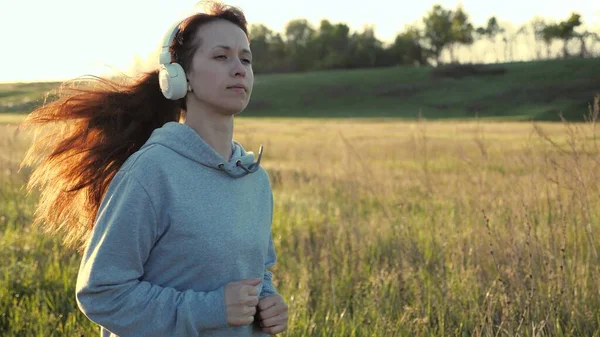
[218,145,263,178]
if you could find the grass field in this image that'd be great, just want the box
[0,114,27,125]
[1,57,599,121]
[1,95,600,336]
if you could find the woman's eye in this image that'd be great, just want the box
[214,55,251,64]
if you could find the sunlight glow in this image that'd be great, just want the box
[0,0,597,82]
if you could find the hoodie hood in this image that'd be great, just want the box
[142,121,261,179]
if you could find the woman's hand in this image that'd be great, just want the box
[224,278,261,326]
[256,294,288,335]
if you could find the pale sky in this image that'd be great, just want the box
[1,0,597,83]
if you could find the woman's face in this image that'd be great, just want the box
[185,20,253,115]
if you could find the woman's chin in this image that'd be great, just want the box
[220,101,249,116]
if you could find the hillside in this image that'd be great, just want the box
[1,58,599,121]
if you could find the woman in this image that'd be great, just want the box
[21,2,288,336]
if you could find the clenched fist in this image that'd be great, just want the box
[224,278,261,326]
[257,294,288,335]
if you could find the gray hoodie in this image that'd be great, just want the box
[76,121,277,337]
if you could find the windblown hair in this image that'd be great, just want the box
[20,1,249,252]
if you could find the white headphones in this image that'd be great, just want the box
[158,19,188,100]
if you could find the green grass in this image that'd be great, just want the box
[0,82,61,115]
[1,58,599,121]
[247,58,600,120]
[2,114,600,336]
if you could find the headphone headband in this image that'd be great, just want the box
[159,19,185,65]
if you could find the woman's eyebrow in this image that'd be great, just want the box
[212,45,252,55]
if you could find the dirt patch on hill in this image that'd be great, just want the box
[431,63,507,79]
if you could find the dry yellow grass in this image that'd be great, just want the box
[1,109,599,335]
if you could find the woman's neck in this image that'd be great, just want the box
[184,103,234,162]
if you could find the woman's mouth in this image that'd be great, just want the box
[227,85,247,93]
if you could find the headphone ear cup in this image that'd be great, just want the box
[159,63,188,100]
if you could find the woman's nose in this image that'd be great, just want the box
[232,59,247,77]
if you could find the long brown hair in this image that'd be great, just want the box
[20,1,249,252]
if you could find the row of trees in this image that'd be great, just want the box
[248,20,424,73]
[246,5,599,73]
[533,13,595,59]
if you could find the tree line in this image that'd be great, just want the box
[247,4,599,73]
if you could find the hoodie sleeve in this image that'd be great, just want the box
[75,171,228,336]
[260,190,278,297]
[260,234,278,297]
